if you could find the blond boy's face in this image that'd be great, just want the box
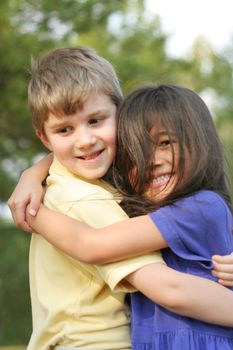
[37,92,117,180]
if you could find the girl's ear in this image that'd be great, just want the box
[36,130,52,151]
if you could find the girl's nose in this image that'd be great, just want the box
[154,148,163,166]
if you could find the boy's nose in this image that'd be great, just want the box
[75,129,96,149]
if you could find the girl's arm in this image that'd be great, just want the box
[27,206,233,326]
[126,263,233,326]
[8,153,53,232]
[27,205,233,287]
[26,204,166,262]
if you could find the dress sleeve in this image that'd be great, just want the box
[149,191,233,264]
[64,188,165,293]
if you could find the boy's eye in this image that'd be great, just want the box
[57,126,72,134]
[88,118,102,125]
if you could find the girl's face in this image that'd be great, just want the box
[144,127,186,200]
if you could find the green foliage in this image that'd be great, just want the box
[0,222,31,346]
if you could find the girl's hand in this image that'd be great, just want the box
[212,253,233,287]
[8,169,45,232]
[8,154,53,232]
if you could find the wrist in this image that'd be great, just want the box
[21,164,47,183]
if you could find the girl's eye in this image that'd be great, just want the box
[159,139,171,147]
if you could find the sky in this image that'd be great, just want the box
[146,0,233,57]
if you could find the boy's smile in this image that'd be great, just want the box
[37,92,117,180]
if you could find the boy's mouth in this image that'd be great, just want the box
[77,150,104,161]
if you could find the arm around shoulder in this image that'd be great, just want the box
[27,204,167,263]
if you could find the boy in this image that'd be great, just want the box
[23,46,164,350]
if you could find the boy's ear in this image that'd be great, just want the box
[36,130,52,151]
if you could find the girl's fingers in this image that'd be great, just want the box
[8,196,33,232]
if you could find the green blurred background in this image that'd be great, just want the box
[0,0,232,347]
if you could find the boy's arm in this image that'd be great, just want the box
[8,153,53,232]
[126,263,233,327]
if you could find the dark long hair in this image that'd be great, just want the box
[113,85,232,217]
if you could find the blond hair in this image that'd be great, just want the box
[28,46,123,132]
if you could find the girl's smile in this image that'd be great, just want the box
[151,174,173,188]
[144,129,179,200]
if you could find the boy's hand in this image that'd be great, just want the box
[212,253,233,287]
[8,170,45,232]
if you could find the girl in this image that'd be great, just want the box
[10,85,233,348]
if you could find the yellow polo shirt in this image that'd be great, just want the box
[28,158,164,350]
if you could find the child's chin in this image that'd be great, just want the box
[145,187,171,201]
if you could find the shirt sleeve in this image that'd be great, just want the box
[63,189,165,293]
[149,191,233,265]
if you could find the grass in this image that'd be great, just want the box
[0,347,26,350]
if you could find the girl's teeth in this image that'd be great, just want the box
[153,175,170,184]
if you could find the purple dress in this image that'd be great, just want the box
[130,191,233,349]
